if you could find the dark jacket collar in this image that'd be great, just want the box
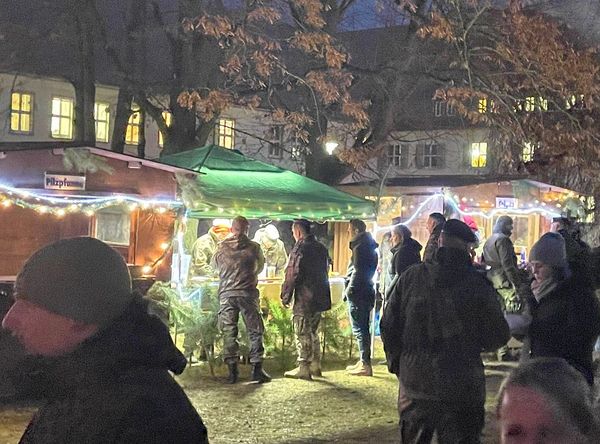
[39,298,186,396]
[350,231,377,249]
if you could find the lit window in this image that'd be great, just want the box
[387,144,409,168]
[158,111,172,148]
[125,104,142,145]
[522,142,536,163]
[470,142,487,168]
[566,94,585,110]
[478,98,487,114]
[524,96,548,112]
[433,101,444,117]
[418,143,444,169]
[216,118,235,149]
[10,92,33,134]
[94,102,110,143]
[51,97,74,139]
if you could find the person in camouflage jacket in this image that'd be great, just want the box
[211,216,270,384]
[281,219,331,380]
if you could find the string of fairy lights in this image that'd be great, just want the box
[0,182,183,217]
[375,191,566,233]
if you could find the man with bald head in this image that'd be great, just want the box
[212,215,270,384]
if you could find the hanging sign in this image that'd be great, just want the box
[495,196,517,209]
[44,173,86,191]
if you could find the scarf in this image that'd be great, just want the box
[531,277,558,302]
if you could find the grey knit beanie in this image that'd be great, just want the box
[15,237,133,328]
[529,232,567,268]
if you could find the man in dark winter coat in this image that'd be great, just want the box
[281,219,331,380]
[422,212,445,263]
[2,237,208,444]
[212,215,270,384]
[345,219,378,376]
[389,224,422,279]
[382,219,509,443]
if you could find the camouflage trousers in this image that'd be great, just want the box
[218,293,265,364]
[293,312,321,364]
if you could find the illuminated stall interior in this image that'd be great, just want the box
[160,145,376,304]
[367,180,593,262]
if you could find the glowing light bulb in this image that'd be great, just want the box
[142,265,153,275]
[37,206,49,214]
[56,209,66,217]
[160,242,170,250]
[2,200,12,208]
[156,207,167,214]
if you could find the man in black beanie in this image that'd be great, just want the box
[382,219,509,443]
[2,237,208,443]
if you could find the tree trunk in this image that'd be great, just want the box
[137,110,146,158]
[111,89,133,154]
[72,0,97,144]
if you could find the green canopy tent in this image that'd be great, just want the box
[159,145,375,220]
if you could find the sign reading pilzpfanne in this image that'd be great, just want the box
[44,173,86,190]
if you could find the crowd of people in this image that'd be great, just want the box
[381,212,600,443]
[3,212,600,443]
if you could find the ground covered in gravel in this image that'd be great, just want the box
[0,348,507,444]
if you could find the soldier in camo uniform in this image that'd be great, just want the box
[212,216,271,384]
[281,219,331,380]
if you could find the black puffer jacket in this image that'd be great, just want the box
[19,298,208,444]
[528,274,600,384]
[381,248,509,406]
[389,237,422,278]
[345,231,378,303]
[281,234,331,314]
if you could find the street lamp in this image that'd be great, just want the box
[324,140,339,155]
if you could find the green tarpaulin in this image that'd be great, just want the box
[159,145,375,221]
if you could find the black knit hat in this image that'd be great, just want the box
[441,219,477,244]
[15,237,133,328]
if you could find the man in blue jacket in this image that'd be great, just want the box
[345,219,378,377]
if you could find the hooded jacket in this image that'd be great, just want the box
[482,217,522,292]
[19,298,208,444]
[281,234,331,314]
[381,248,509,406]
[212,234,265,297]
[389,237,422,278]
[345,231,378,303]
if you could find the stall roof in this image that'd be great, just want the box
[159,145,376,221]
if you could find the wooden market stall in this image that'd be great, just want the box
[0,145,192,283]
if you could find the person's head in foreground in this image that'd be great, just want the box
[497,357,600,444]
[3,236,134,357]
[2,236,208,442]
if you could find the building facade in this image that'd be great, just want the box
[0,72,303,172]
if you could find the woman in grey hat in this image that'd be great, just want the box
[525,232,600,384]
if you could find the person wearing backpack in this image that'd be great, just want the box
[382,219,509,443]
